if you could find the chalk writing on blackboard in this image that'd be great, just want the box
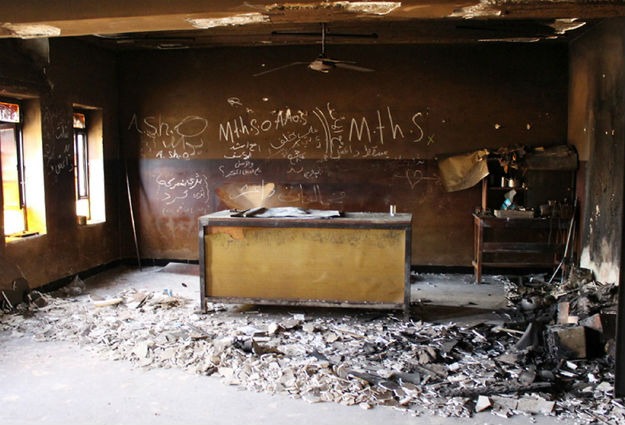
[269,126,321,178]
[227,97,243,107]
[218,159,262,179]
[42,106,74,177]
[216,100,435,161]
[128,114,207,159]
[393,162,440,189]
[313,102,346,160]
[128,100,435,161]
[219,108,309,144]
[224,140,261,160]
[269,126,319,154]
[43,142,73,176]
[228,181,276,202]
[155,172,210,216]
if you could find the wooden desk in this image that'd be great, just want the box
[199,211,412,314]
[472,214,568,283]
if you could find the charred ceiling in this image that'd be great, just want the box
[0,1,623,49]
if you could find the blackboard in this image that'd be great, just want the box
[126,99,436,162]
[120,44,569,265]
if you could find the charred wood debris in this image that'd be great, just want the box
[1,268,623,423]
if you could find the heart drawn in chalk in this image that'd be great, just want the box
[405,169,424,189]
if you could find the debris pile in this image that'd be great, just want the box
[501,266,622,423]
[0,271,623,423]
[1,277,47,313]
[506,266,618,359]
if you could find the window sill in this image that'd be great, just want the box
[5,231,44,243]
[78,220,106,227]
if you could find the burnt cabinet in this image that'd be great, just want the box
[481,157,576,214]
[472,214,568,283]
[473,146,577,282]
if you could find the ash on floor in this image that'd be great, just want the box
[1,264,622,424]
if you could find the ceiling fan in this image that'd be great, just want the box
[253,23,375,76]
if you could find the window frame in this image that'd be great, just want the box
[0,99,28,235]
[73,111,90,201]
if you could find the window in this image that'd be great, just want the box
[73,112,90,218]
[0,101,26,235]
[73,108,105,224]
[1,98,46,239]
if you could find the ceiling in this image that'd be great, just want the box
[1,1,624,49]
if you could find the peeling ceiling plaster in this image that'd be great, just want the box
[265,1,401,15]
[550,18,586,34]
[0,1,615,46]
[449,1,502,18]
[339,1,402,15]
[184,3,401,37]
[187,13,270,29]
[1,23,61,38]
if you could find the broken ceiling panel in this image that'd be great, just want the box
[187,13,270,29]
[550,18,586,34]
[263,1,401,15]
[339,1,402,15]
[450,1,503,18]
[0,0,621,45]
[1,23,61,38]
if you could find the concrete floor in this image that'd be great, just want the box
[0,264,563,425]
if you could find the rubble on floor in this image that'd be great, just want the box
[0,270,623,424]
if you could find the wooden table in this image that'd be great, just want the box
[199,210,412,314]
[472,213,568,283]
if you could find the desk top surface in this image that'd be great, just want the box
[200,209,412,228]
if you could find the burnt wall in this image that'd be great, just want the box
[0,38,124,288]
[118,43,569,266]
[570,19,625,284]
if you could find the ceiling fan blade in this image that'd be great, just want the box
[270,31,323,37]
[254,23,376,77]
[271,22,377,39]
[334,62,375,72]
[321,57,355,64]
[253,61,308,76]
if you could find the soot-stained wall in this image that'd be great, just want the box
[570,19,625,284]
[0,38,124,289]
[118,43,569,266]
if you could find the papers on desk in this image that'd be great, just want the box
[231,207,341,219]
